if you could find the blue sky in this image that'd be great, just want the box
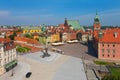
[0,0,120,26]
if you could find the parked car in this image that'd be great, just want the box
[26,72,32,78]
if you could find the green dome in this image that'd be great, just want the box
[41,27,46,32]
[94,12,100,23]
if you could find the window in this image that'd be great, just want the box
[113,54,115,57]
[102,44,104,47]
[107,49,110,53]
[113,44,115,47]
[108,54,110,57]
[102,54,104,57]
[11,56,12,60]
[4,58,6,64]
[5,52,6,56]
[8,57,9,62]
[113,49,115,54]
[102,49,104,53]
[108,44,110,47]
[0,61,1,66]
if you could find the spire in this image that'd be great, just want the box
[96,10,98,15]
[94,10,100,23]
[64,17,68,26]
[65,18,67,20]
[93,10,101,31]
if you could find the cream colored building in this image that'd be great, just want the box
[0,40,17,75]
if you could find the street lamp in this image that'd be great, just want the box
[11,68,14,76]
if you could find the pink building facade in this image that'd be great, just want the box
[98,42,120,60]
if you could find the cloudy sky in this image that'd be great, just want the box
[0,0,120,26]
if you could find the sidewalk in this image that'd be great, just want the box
[0,62,30,80]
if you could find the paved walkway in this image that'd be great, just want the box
[48,43,96,60]
[21,53,70,80]
[0,62,30,80]
[52,57,87,80]
[0,51,87,80]
[23,51,61,63]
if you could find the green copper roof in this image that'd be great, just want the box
[67,20,84,30]
[41,26,46,32]
[94,11,100,23]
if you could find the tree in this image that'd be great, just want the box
[8,31,17,40]
[13,31,17,36]
[9,35,14,40]
[24,33,33,39]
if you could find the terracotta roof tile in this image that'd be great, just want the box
[98,28,120,43]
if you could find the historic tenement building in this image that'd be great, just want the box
[0,38,17,75]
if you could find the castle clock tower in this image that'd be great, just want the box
[93,12,101,31]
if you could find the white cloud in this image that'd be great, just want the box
[0,11,56,25]
[0,10,10,16]
[0,9,120,26]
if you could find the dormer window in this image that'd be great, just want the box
[114,32,118,38]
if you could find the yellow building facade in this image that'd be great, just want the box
[23,27,42,34]
[51,33,60,42]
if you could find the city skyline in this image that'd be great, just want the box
[0,0,120,26]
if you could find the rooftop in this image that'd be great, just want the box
[98,28,120,43]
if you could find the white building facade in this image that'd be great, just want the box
[0,39,17,75]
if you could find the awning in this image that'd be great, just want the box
[5,60,17,69]
[12,60,17,65]
[5,63,12,69]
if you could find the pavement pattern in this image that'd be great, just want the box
[0,62,30,80]
[52,57,87,80]
[0,42,93,80]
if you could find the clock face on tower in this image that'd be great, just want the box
[96,24,98,28]
[94,24,100,30]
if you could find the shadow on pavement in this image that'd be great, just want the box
[86,41,98,58]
